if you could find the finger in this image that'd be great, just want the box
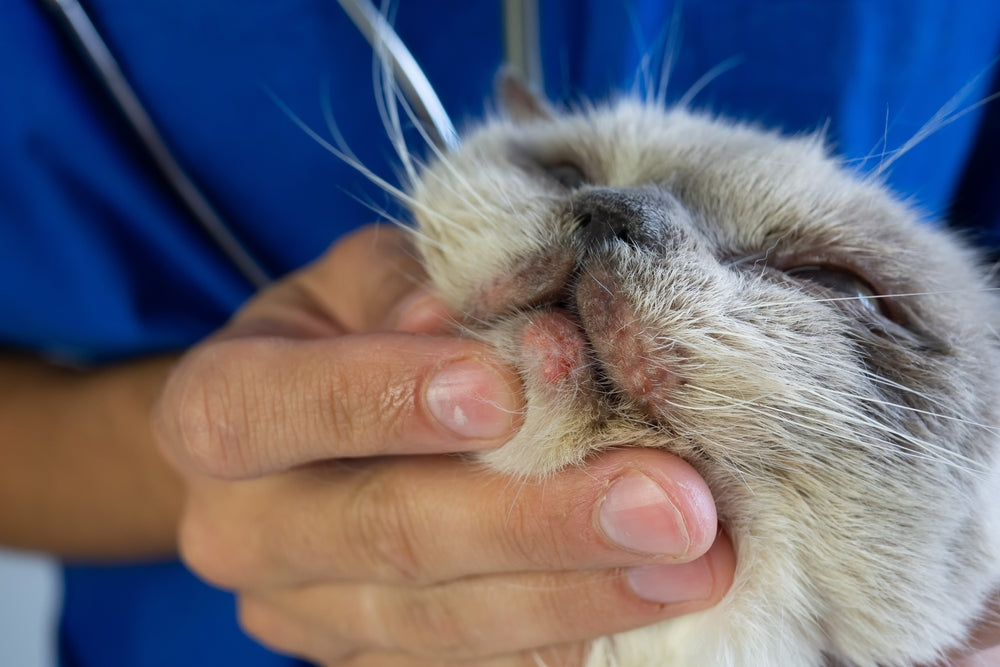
[341,643,589,667]
[333,642,590,667]
[252,534,734,662]
[156,333,523,478]
[222,224,451,340]
[239,597,589,667]
[298,224,454,334]
[372,644,589,667]
[303,225,426,331]
[179,449,719,589]
[240,596,591,667]
[385,288,457,335]
[242,585,591,667]
[966,590,1000,650]
[941,590,1000,666]
[290,224,436,334]
[237,594,358,665]
[951,645,1000,667]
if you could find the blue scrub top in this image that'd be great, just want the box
[2,1,999,665]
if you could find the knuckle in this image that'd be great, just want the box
[177,505,240,589]
[323,364,410,458]
[236,597,272,642]
[501,490,573,570]
[389,593,475,658]
[164,342,256,478]
[176,492,267,591]
[240,596,357,667]
[236,597,295,653]
[366,373,417,453]
[320,365,363,448]
[532,642,591,667]
[533,571,599,631]
[347,469,429,584]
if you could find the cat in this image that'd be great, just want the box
[403,76,1000,666]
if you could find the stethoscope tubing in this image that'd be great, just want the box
[37,0,541,289]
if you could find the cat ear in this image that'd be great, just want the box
[495,69,552,122]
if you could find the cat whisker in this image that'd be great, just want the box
[653,325,999,453]
[725,287,1000,315]
[268,93,487,248]
[580,266,616,299]
[860,372,1000,432]
[675,56,744,109]
[653,2,685,107]
[407,145,547,238]
[681,382,988,475]
[871,67,1000,177]
[797,391,992,471]
[371,54,415,186]
[320,79,362,165]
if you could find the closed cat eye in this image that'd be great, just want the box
[784,265,884,316]
[544,161,588,189]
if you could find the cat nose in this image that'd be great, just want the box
[571,186,676,250]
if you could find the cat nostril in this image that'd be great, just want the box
[613,224,632,244]
[580,211,634,248]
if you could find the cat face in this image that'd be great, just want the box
[408,92,1000,664]
[413,98,998,480]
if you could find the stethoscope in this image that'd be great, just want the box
[38,0,542,289]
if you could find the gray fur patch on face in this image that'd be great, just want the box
[409,96,1000,666]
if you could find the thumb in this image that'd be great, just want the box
[299,224,445,333]
[226,224,451,339]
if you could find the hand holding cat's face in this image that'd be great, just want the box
[156,225,734,666]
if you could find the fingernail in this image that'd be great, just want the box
[626,559,714,604]
[425,360,520,440]
[598,473,690,556]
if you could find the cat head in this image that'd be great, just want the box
[410,79,1000,482]
[405,74,1000,665]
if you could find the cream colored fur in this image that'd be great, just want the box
[407,95,1000,666]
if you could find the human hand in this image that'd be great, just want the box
[154,225,733,666]
[948,590,1000,666]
